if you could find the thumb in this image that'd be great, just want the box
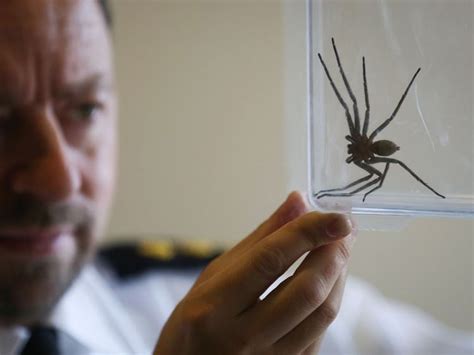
[245,191,310,247]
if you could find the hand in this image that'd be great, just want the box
[154,192,355,355]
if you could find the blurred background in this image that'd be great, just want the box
[106,0,473,332]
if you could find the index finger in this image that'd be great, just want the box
[194,192,308,285]
[200,211,353,314]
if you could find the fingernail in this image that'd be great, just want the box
[325,215,352,238]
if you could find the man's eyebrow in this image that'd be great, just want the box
[58,74,113,97]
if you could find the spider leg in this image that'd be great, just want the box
[331,38,361,134]
[314,173,373,198]
[363,163,390,201]
[370,157,445,198]
[356,160,383,176]
[362,57,370,136]
[317,53,356,136]
[369,68,421,141]
[315,161,383,199]
[316,176,381,199]
[345,135,356,143]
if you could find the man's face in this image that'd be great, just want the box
[0,0,116,325]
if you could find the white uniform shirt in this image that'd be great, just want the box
[0,263,472,355]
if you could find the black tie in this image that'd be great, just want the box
[20,325,61,355]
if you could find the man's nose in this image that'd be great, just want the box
[10,107,81,202]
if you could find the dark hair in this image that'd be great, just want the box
[98,0,112,28]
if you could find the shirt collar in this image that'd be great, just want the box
[48,264,146,354]
[0,326,28,355]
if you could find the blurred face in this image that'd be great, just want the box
[0,0,116,326]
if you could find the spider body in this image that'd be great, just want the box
[314,38,445,201]
[346,136,399,164]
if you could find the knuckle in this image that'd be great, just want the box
[205,256,219,269]
[291,212,325,245]
[200,251,229,279]
[179,299,216,332]
[317,301,339,325]
[232,330,254,354]
[267,345,288,355]
[202,258,219,274]
[300,276,326,309]
[323,244,349,281]
[322,258,341,281]
[254,246,286,280]
[336,240,352,261]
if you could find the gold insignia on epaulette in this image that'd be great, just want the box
[138,240,175,260]
[178,240,218,258]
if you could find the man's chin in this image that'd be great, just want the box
[0,250,86,327]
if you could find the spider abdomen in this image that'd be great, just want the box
[371,140,400,156]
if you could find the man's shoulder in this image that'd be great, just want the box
[61,239,224,350]
[96,239,222,281]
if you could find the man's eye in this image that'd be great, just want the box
[69,102,102,122]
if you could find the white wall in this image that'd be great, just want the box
[107,0,473,332]
[109,0,288,243]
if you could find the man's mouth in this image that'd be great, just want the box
[0,225,74,256]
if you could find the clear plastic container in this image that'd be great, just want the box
[307,0,473,219]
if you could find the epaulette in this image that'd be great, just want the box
[98,240,223,280]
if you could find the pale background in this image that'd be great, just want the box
[106,0,473,332]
